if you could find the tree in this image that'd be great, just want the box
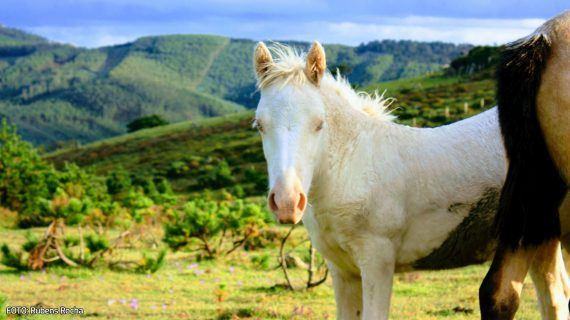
[0,119,56,226]
[126,115,169,133]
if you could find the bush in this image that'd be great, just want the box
[196,160,235,189]
[106,168,132,195]
[163,198,270,258]
[0,120,57,226]
[131,176,177,206]
[0,244,27,271]
[167,160,189,177]
[251,253,271,270]
[127,115,169,133]
[22,232,39,252]
[85,234,110,253]
[136,249,167,274]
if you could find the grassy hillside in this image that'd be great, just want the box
[47,112,263,197]
[46,61,496,197]
[0,25,472,146]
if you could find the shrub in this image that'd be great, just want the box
[163,198,270,258]
[22,232,39,252]
[85,234,110,253]
[251,253,271,270]
[136,249,167,274]
[131,176,177,206]
[0,244,27,271]
[167,161,189,177]
[0,120,56,226]
[127,115,169,133]
[196,160,235,189]
[106,168,132,195]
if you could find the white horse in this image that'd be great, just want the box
[252,42,566,319]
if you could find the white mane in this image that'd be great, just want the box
[257,43,396,122]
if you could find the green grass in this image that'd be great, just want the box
[0,226,544,319]
[366,73,462,92]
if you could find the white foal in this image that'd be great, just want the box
[252,41,567,319]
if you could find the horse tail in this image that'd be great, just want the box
[495,32,567,249]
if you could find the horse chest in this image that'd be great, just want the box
[303,207,371,274]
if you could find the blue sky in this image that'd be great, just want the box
[1,0,567,47]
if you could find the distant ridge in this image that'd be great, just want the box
[0,25,48,46]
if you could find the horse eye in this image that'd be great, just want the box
[315,120,324,132]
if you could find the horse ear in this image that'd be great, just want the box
[254,42,273,81]
[305,41,326,85]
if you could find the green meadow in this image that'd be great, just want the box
[0,226,544,320]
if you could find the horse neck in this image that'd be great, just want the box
[309,91,395,199]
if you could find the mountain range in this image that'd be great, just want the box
[0,25,472,145]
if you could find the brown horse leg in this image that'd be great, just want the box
[480,244,535,319]
[559,195,570,301]
[529,239,570,319]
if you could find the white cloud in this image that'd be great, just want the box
[27,25,143,47]
[91,34,135,47]
[26,15,547,48]
[301,16,546,45]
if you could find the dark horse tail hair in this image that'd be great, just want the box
[495,32,567,249]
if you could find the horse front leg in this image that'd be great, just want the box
[529,239,570,320]
[329,263,363,320]
[355,237,396,320]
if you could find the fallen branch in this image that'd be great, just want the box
[28,220,78,270]
[307,267,328,289]
[226,231,253,255]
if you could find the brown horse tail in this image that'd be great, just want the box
[495,32,567,249]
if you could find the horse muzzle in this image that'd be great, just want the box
[267,176,307,224]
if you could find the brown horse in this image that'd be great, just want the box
[480,11,570,319]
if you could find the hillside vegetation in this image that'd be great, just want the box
[0,25,472,145]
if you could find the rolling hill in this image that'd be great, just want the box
[0,25,472,146]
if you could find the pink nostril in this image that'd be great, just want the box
[268,192,278,212]
[297,192,307,211]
